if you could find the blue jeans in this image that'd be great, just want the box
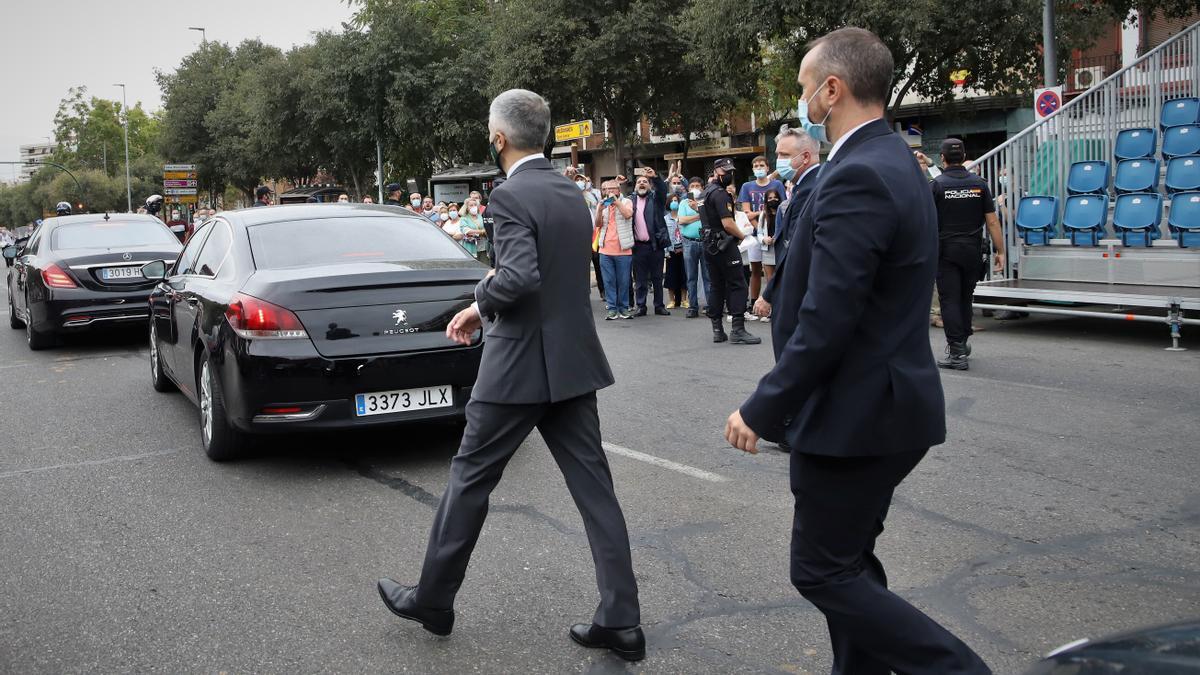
[682,238,710,309]
[600,254,633,313]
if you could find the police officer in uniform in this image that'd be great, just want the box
[930,138,1005,370]
[383,183,405,206]
[699,158,760,345]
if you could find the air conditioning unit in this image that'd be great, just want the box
[1073,66,1105,90]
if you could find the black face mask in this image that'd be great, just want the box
[717,172,734,187]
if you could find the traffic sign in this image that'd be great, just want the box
[1034,86,1062,120]
[164,187,198,196]
[163,171,196,180]
[166,194,198,204]
[163,163,197,172]
[554,120,593,143]
[163,180,198,188]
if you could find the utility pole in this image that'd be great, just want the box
[376,137,384,203]
[114,84,133,212]
[1043,0,1058,87]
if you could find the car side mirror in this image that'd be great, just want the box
[2,246,18,260]
[141,259,168,281]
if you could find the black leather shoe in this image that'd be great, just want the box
[685,308,699,318]
[569,623,646,662]
[654,307,671,316]
[377,578,454,636]
[635,307,648,317]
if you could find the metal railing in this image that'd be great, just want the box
[972,20,1200,278]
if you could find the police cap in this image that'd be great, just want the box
[255,185,273,198]
[384,182,403,194]
[940,138,966,162]
[712,157,735,172]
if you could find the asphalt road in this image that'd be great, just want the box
[2,291,1198,674]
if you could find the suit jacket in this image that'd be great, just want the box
[628,175,671,250]
[740,119,946,457]
[761,165,820,303]
[472,157,615,404]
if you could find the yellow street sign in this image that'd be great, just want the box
[166,194,199,204]
[555,120,594,143]
[163,171,197,180]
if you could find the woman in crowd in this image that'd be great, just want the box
[459,197,490,263]
[664,193,686,308]
[593,179,635,320]
[757,188,783,323]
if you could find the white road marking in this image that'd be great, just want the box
[602,442,729,483]
[0,449,179,480]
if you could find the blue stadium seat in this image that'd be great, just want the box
[1062,195,1109,246]
[1165,156,1200,195]
[1114,128,1157,160]
[1162,125,1200,159]
[1167,192,1200,247]
[1161,97,1200,129]
[1114,159,1160,194]
[1067,161,1109,195]
[1015,196,1058,245]
[1113,193,1163,246]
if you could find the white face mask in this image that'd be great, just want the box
[410,198,421,207]
[449,210,459,219]
[690,188,701,199]
[469,206,479,215]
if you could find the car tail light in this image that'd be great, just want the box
[225,293,308,340]
[42,264,77,289]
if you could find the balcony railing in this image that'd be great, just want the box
[1064,53,1123,93]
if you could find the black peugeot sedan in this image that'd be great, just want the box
[4,213,182,350]
[1026,618,1200,673]
[142,204,486,460]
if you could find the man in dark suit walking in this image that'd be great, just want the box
[377,89,644,662]
[755,126,821,319]
[725,28,990,674]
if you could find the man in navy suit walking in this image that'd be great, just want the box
[724,28,990,674]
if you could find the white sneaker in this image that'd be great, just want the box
[724,314,733,323]
[760,315,771,323]
[744,312,759,322]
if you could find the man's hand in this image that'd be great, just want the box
[993,251,1006,272]
[446,305,482,346]
[753,296,771,317]
[725,409,760,454]
[616,174,627,185]
[641,166,656,179]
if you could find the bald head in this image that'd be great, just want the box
[801,27,894,107]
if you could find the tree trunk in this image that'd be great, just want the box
[610,116,626,181]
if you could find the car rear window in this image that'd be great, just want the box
[51,220,178,250]
[248,216,472,270]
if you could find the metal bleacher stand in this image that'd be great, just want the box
[973,19,1200,350]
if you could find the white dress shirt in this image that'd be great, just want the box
[827,118,882,160]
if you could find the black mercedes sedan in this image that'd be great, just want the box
[142,204,486,460]
[4,213,183,350]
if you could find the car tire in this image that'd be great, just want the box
[149,321,175,393]
[25,298,53,350]
[197,354,247,461]
[8,293,23,329]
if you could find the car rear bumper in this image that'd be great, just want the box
[30,289,152,333]
[218,337,481,433]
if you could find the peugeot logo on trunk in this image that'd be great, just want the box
[392,309,408,325]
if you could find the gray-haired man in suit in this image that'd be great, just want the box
[377,89,645,662]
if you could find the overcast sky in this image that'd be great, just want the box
[0,0,357,182]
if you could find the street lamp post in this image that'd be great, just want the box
[188,26,206,43]
[114,84,132,213]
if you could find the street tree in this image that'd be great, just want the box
[489,0,690,174]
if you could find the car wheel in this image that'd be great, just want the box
[197,355,246,461]
[8,293,23,329]
[25,298,53,350]
[149,321,175,393]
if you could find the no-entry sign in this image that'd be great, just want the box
[1035,87,1063,120]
